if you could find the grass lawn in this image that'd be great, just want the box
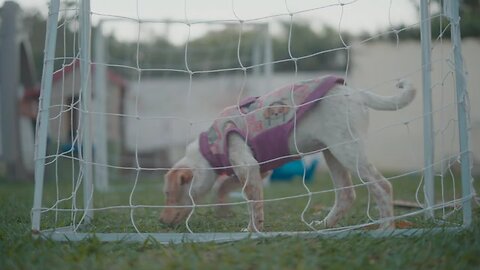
[1,169,479,269]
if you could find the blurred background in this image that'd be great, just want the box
[0,0,479,183]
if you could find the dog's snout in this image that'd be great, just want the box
[159,208,185,226]
[159,215,167,224]
[159,217,174,227]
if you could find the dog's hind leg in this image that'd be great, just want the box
[228,133,265,232]
[328,142,394,229]
[360,164,394,229]
[317,149,356,228]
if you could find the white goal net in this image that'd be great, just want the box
[32,0,477,243]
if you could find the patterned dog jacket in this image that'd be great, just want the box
[199,75,344,175]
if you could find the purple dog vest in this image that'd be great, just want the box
[199,75,344,175]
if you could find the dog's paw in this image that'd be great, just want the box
[311,220,322,226]
[241,223,263,233]
[379,221,396,230]
[310,219,328,229]
[396,79,411,89]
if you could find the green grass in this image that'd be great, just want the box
[1,170,479,269]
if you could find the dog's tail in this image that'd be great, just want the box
[360,80,416,111]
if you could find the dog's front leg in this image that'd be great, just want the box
[215,175,241,217]
[228,134,264,232]
[242,174,264,232]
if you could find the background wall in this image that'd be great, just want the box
[125,39,480,173]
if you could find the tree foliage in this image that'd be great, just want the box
[381,0,480,41]
[17,10,348,80]
[101,23,348,78]
[14,1,478,81]
[273,22,349,72]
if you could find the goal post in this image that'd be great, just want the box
[32,0,60,235]
[92,20,109,192]
[32,0,475,242]
[419,0,435,219]
[447,0,473,227]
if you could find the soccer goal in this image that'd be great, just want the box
[32,0,476,243]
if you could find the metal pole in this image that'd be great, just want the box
[93,21,109,192]
[263,23,273,92]
[80,0,94,223]
[447,0,473,228]
[0,1,26,180]
[420,0,435,219]
[251,30,261,78]
[32,0,61,234]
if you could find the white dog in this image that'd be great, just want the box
[160,75,415,232]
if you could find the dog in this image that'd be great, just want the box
[159,75,415,232]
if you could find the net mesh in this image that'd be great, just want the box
[34,0,477,240]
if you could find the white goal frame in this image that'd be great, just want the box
[32,0,474,243]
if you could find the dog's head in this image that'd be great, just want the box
[159,167,195,226]
[159,138,220,226]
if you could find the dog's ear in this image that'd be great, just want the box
[178,168,193,186]
[164,169,174,182]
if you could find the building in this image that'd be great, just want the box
[48,60,127,167]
